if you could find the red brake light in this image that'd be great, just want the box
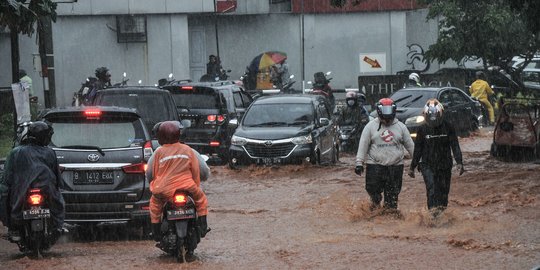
[84,109,102,117]
[217,115,225,122]
[122,163,146,174]
[207,115,217,122]
[173,192,188,207]
[209,141,220,147]
[28,189,44,206]
[181,86,193,90]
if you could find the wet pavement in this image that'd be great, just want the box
[1,127,539,269]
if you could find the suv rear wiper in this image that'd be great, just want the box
[59,145,105,156]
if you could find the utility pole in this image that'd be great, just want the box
[38,17,56,108]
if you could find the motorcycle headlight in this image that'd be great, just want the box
[291,134,312,145]
[231,135,247,146]
[405,115,425,125]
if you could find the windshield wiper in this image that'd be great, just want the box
[401,95,423,108]
[248,121,288,127]
[59,145,105,156]
[393,95,413,104]
[289,120,310,126]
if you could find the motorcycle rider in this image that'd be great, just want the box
[409,99,464,217]
[336,91,370,151]
[355,98,414,211]
[312,71,335,110]
[0,121,65,242]
[406,72,422,87]
[80,67,112,105]
[469,71,495,125]
[147,121,208,245]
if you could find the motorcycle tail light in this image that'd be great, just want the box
[209,141,220,147]
[173,192,188,207]
[28,189,44,206]
[122,163,145,174]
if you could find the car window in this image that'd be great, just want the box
[240,92,253,107]
[243,103,314,127]
[449,89,469,105]
[233,92,244,107]
[391,90,436,108]
[169,88,220,110]
[522,71,540,84]
[48,116,146,149]
[96,92,175,126]
[438,90,452,105]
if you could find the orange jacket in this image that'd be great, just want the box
[150,142,201,195]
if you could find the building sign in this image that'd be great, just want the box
[216,0,237,13]
[359,53,386,73]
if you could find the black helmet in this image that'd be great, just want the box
[423,98,444,127]
[376,98,396,121]
[26,121,54,146]
[475,71,486,80]
[95,67,110,80]
[156,121,184,145]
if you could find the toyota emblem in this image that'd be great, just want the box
[264,140,273,147]
[88,153,100,162]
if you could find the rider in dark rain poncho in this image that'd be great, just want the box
[0,121,65,242]
[408,99,464,216]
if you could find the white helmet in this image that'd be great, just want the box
[408,72,420,84]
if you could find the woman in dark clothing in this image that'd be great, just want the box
[408,99,464,216]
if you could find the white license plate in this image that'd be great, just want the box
[259,157,281,165]
[23,208,50,220]
[167,208,195,220]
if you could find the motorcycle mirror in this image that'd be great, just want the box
[168,73,174,79]
[123,72,127,78]
[154,84,158,87]
[138,80,142,85]
[289,75,295,79]
[326,71,332,76]
[307,81,313,85]
[227,69,232,73]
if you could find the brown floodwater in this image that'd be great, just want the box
[1,127,539,269]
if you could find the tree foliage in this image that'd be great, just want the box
[0,0,57,35]
[418,0,538,78]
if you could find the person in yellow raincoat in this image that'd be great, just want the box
[148,121,208,242]
[469,71,495,125]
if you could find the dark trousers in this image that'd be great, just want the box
[420,165,452,210]
[365,164,404,209]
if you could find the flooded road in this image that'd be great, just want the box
[1,128,539,269]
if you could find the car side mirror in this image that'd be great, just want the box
[229,118,239,128]
[319,118,330,126]
[180,119,191,129]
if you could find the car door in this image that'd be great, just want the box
[448,88,476,132]
[316,100,333,160]
[437,89,460,129]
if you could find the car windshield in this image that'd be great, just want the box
[391,90,436,108]
[243,103,313,127]
[48,117,146,149]
[96,92,175,128]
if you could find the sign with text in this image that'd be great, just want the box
[359,53,386,73]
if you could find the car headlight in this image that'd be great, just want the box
[405,115,425,125]
[231,135,247,146]
[291,134,313,145]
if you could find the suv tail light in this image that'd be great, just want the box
[180,86,193,90]
[28,189,44,206]
[84,109,102,119]
[209,141,220,147]
[173,191,188,207]
[206,114,226,124]
[143,141,153,161]
[122,163,146,174]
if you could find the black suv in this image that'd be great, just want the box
[162,81,253,162]
[92,87,179,135]
[229,94,338,167]
[40,106,153,229]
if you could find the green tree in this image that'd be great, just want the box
[0,0,57,82]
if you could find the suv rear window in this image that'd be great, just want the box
[96,92,176,126]
[48,116,146,149]
[169,87,221,109]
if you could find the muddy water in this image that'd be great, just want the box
[1,128,539,269]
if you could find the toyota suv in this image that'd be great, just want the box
[39,106,153,230]
[161,81,253,163]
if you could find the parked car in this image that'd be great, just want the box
[39,106,153,233]
[521,68,540,91]
[161,81,253,163]
[91,87,179,137]
[228,94,338,168]
[373,87,482,138]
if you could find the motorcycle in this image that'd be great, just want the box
[156,190,208,263]
[338,125,357,153]
[13,187,57,258]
